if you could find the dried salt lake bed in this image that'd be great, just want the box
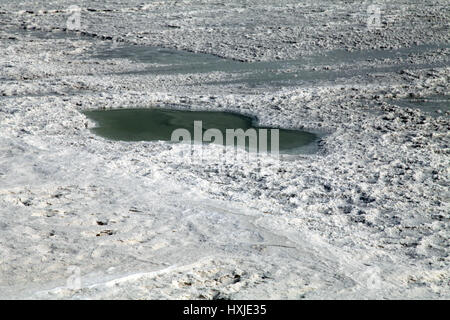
[0,0,449,300]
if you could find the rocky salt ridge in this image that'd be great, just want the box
[0,1,449,299]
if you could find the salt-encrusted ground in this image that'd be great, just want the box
[0,0,449,299]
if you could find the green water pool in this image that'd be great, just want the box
[84,108,318,154]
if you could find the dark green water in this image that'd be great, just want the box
[84,108,318,154]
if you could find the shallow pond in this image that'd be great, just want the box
[91,42,449,88]
[7,29,449,89]
[84,108,318,154]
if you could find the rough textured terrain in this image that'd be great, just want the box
[0,0,449,299]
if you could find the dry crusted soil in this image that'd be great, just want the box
[0,0,449,299]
